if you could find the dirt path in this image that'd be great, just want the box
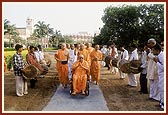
[99,67,163,111]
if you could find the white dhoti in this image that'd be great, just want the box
[158,73,164,103]
[128,73,137,86]
[149,79,160,101]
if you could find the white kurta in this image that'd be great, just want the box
[147,52,160,101]
[157,51,164,104]
[127,48,138,86]
[119,49,129,78]
[34,51,40,62]
[140,51,147,74]
[68,49,76,79]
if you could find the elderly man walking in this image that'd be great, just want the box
[90,45,102,85]
[55,43,69,88]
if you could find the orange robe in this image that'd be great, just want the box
[55,49,69,85]
[90,50,102,82]
[86,47,94,66]
[77,49,90,75]
[72,60,89,93]
[77,49,89,62]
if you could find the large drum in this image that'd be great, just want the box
[129,60,141,74]
[22,65,39,79]
[118,59,131,73]
[105,55,113,66]
[111,58,119,67]
[41,64,49,75]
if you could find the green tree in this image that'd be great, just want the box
[33,21,54,47]
[49,30,63,47]
[4,19,19,47]
[138,4,164,43]
[94,4,164,48]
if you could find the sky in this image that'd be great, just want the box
[2,2,159,35]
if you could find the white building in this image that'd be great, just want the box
[64,32,94,44]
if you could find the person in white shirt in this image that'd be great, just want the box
[38,45,46,78]
[146,39,160,101]
[127,44,138,87]
[68,44,76,80]
[138,44,148,94]
[105,46,112,70]
[152,43,164,110]
[110,43,118,74]
[100,45,107,67]
[38,45,45,63]
[34,47,40,63]
[119,45,129,79]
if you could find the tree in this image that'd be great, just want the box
[94,4,164,49]
[49,30,63,47]
[33,21,54,47]
[138,4,164,43]
[4,19,19,47]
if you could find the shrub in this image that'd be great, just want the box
[5,55,13,70]
[4,48,15,51]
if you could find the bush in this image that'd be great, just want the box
[4,42,10,47]
[4,48,15,51]
[5,55,13,70]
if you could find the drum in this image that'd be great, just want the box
[129,60,141,74]
[118,59,131,73]
[105,55,113,67]
[45,59,52,67]
[111,58,119,67]
[43,53,52,67]
[22,65,39,79]
[41,64,49,75]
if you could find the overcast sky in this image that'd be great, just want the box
[2,2,161,35]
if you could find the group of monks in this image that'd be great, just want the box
[54,43,102,95]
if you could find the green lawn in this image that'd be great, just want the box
[4,50,28,59]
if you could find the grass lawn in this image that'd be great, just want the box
[4,50,28,59]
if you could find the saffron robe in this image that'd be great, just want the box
[55,49,69,85]
[90,49,102,82]
[72,60,89,93]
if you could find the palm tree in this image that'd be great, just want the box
[33,21,53,47]
[4,19,10,34]
[49,30,63,47]
[4,19,18,47]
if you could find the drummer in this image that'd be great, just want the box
[13,44,28,96]
[26,46,47,78]
[110,43,118,74]
[119,45,129,79]
[127,44,138,87]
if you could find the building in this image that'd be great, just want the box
[15,17,33,40]
[64,32,94,44]
[4,17,49,48]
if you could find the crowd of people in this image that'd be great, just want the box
[54,43,102,95]
[10,37,164,110]
[99,38,164,110]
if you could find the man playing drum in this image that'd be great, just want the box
[127,44,138,87]
[119,45,129,79]
[26,46,48,87]
[13,44,28,96]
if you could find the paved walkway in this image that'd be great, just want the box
[42,83,109,111]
